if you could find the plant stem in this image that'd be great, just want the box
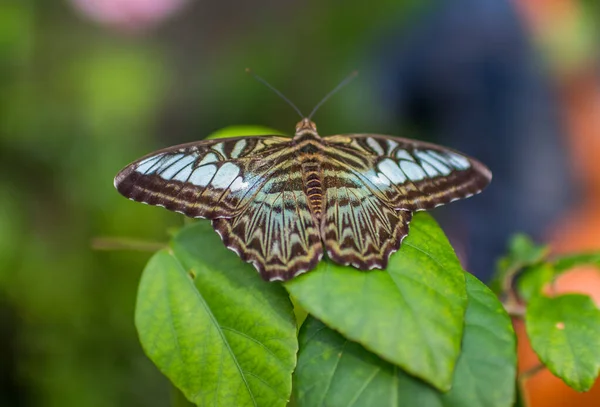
[91,236,166,252]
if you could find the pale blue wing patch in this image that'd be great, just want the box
[189,164,217,187]
[211,162,241,189]
[377,158,407,184]
[161,155,196,180]
[400,160,427,182]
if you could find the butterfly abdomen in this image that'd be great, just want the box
[300,157,324,219]
[293,127,326,220]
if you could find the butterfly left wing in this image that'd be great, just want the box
[115,135,323,281]
[323,134,491,211]
[114,136,291,219]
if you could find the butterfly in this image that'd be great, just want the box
[114,115,491,281]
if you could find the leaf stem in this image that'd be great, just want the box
[519,363,545,382]
[91,236,166,252]
[516,363,545,407]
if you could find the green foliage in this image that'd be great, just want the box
[286,213,467,391]
[294,275,516,407]
[516,263,555,302]
[491,233,600,394]
[526,294,600,392]
[207,125,286,139]
[293,273,516,407]
[6,2,599,404]
[134,212,518,406]
[2,2,427,405]
[553,253,600,273]
[490,234,549,295]
[136,222,298,406]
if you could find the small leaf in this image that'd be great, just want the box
[553,253,600,273]
[508,234,549,265]
[135,221,297,407]
[286,213,467,391]
[294,274,516,407]
[526,294,600,391]
[490,234,549,295]
[517,263,555,302]
[207,125,285,139]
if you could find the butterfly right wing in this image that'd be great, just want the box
[114,136,291,219]
[319,134,491,270]
[319,160,413,269]
[324,134,492,211]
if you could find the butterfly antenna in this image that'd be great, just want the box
[246,68,304,119]
[308,70,358,120]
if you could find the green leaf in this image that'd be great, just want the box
[294,273,516,407]
[490,234,549,295]
[507,234,549,265]
[207,125,285,139]
[526,294,600,391]
[135,221,298,407]
[553,253,600,273]
[517,263,555,302]
[171,384,196,407]
[285,213,467,391]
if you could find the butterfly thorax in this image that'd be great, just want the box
[293,119,325,220]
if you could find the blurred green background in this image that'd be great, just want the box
[0,1,424,406]
[1,1,599,406]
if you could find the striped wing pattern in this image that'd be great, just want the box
[115,136,323,280]
[115,125,491,281]
[114,136,290,219]
[324,135,491,211]
[318,134,490,270]
[212,159,323,281]
[320,160,413,269]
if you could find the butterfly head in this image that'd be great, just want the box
[295,118,317,134]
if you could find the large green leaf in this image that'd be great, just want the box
[285,213,467,391]
[526,294,600,392]
[294,273,516,407]
[135,221,298,406]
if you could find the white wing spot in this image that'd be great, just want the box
[400,161,427,181]
[135,155,163,174]
[386,139,399,151]
[447,152,471,170]
[420,150,452,175]
[155,155,185,175]
[366,170,391,186]
[230,176,249,192]
[211,162,240,189]
[211,143,226,157]
[366,138,385,155]
[396,149,415,162]
[420,161,438,177]
[161,155,196,180]
[189,164,217,187]
[230,139,247,158]
[378,158,407,184]
[199,152,219,166]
